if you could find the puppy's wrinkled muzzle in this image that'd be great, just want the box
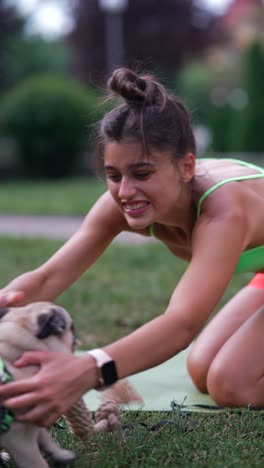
[37,308,67,339]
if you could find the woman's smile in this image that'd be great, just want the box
[122,200,150,217]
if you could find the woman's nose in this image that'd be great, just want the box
[118,177,136,199]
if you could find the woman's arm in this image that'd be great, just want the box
[0,192,127,306]
[105,206,249,377]
[0,198,249,426]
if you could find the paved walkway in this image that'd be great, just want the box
[0,214,153,245]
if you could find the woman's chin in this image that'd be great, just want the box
[126,218,152,231]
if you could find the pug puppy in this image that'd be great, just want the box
[0,302,77,468]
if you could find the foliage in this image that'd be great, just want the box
[175,57,254,153]
[228,41,264,153]
[175,61,213,125]
[0,0,24,38]
[209,104,234,153]
[5,36,71,87]
[0,0,26,91]
[0,74,101,178]
[68,0,224,81]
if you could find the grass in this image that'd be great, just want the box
[0,177,107,215]
[0,236,262,467]
[50,409,264,467]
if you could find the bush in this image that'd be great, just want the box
[0,74,100,178]
[5,37,71,87]
[209,104,234,153]
[174,61,213,125]
[228,41,264,153]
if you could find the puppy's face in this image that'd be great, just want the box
[0,302,75,354]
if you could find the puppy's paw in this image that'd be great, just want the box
[49,448,76,464]
[101,379,143,404]
[0,450,10,462]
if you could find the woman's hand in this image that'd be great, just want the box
[0,351,97,427]
[0,290,25,307]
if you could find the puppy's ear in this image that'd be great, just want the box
[37,308,66,339]
[0,307,9,319]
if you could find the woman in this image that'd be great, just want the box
[0,68,263,427]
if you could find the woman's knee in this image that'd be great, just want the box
[206,360,237,406]
[207,357,252,407]
[187,344,211,393]
[207,306,264,407]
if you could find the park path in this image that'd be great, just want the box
[0,214,153,245]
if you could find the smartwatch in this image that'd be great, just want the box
[87,349,118,389]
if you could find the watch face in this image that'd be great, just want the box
[102,360,118,386]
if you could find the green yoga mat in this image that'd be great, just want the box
[81,347,220,413]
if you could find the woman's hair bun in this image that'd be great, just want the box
[98,67,196,163]
[107,68,147,105]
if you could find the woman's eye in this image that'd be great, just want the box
[135,172,151,180]
[106,173,121,182]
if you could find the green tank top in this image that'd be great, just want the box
[149,158,264,273]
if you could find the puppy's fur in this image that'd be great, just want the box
[0,302,77,468]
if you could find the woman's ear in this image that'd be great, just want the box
[179,152,195,183]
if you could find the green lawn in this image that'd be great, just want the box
[0,236,262,467]
[0,177,107,215]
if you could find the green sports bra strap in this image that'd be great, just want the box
[197,173,264,218]
[149,223,155,237]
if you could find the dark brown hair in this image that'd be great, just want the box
[97,68,196,166]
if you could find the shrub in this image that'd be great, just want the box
[175,61,213,125]
[5,37,71,87]
[209,104,234,153]
[0,74,100,178]
[228,41,264,153]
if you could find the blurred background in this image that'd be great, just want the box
[0,0,263,179]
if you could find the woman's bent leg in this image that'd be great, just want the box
[207,305,264,407]
[187,278,264,393]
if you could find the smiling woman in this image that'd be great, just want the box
[0,67,263,426]
[104,142,191,232]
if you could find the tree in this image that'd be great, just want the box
[228,40,264,153]
[175,61,214,124]
[68,0,224,82]
[5,37,71,87]
[0,0,25,91]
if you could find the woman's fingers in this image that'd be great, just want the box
[0,291,25,307]
[0,353,93,426]
[0,379,38,399]
[2,379,63,426]
[14,350,50,367]
[3,390,41,410]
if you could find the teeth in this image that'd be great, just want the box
[125,202,147,210]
